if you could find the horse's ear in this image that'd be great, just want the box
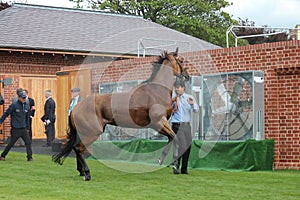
[174,47,179,56]
[163,50,168,57]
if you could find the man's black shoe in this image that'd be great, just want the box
[181,170,189,174]
[42,144,50,147]
[27,158,33,161]
[157,157,162,165]
[172,166,179,174]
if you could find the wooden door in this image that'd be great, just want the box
[20,76,57,139]
[56,69,91,138]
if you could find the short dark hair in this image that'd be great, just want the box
[16,88,23,94]
[17,91,26,99]
[71,87,80,92]
[174,80,185,88]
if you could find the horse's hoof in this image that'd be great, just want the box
[158,157,163,165]
[84,175,91,181]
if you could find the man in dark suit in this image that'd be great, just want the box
[24,89,35,142]
[12,88,23,104]
[41,90,56,147]
[12,88,25,146]
[68,87,82,116]
[0,90,33,161]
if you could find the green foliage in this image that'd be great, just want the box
[0,152,300,200]
[69,0,238,47]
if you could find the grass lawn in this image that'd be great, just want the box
[0,152,299,200]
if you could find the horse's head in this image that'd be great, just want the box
[144,48,190,84]
[162,48,190,82]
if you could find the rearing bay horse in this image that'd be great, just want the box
[53,48,189,181]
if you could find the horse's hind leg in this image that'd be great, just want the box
[73,144,91,181]
[74,147,84,176]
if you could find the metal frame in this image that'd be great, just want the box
[200,71,264,141]
[226,25,300,48]
[137,37,191,57]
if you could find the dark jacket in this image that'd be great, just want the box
[27,97,35,117]
[0,94,4,105]
[0,100,29,129]
[41,97,56,123]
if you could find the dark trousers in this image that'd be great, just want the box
[19,117,33,145]
[28,117,33,142]
[1,128,33,159]
[45,123,55,146]
[172,123,192,172]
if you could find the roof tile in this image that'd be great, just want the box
[0,3,220,56]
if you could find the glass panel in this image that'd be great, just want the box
[201,71,264,141]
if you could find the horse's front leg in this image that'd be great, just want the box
[158,135,178,165]
[74,144,91,181]
[158,138,172,165]
[157,116,177,165]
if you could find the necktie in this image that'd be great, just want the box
[68,98,76,115]
[69,98,75,111]
[172,96,179,112]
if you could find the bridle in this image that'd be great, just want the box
[165,53,190,82]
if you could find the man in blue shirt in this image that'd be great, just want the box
[171,80,199,174]
[68,87,82,116]
[0,91,33,161]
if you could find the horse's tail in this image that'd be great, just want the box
[52,114,77,165]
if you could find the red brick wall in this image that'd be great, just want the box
[63,57,156,92]
[188,41,300,170]
[198,41,300,170]
[277,75,300,169]
[63,40,300,170]
[0,51,86,138]
[2,40,300,170]
[192,41,300,170]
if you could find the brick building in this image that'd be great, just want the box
[0,3,218,142]
[62,40,300,170]
[0,4,299,170]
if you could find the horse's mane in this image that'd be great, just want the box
[143,52,169,83]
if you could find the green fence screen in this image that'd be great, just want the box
[92,139,274,171]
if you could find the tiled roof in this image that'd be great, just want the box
[0,3,220,56]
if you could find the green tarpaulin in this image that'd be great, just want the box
[92,139,274,171]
